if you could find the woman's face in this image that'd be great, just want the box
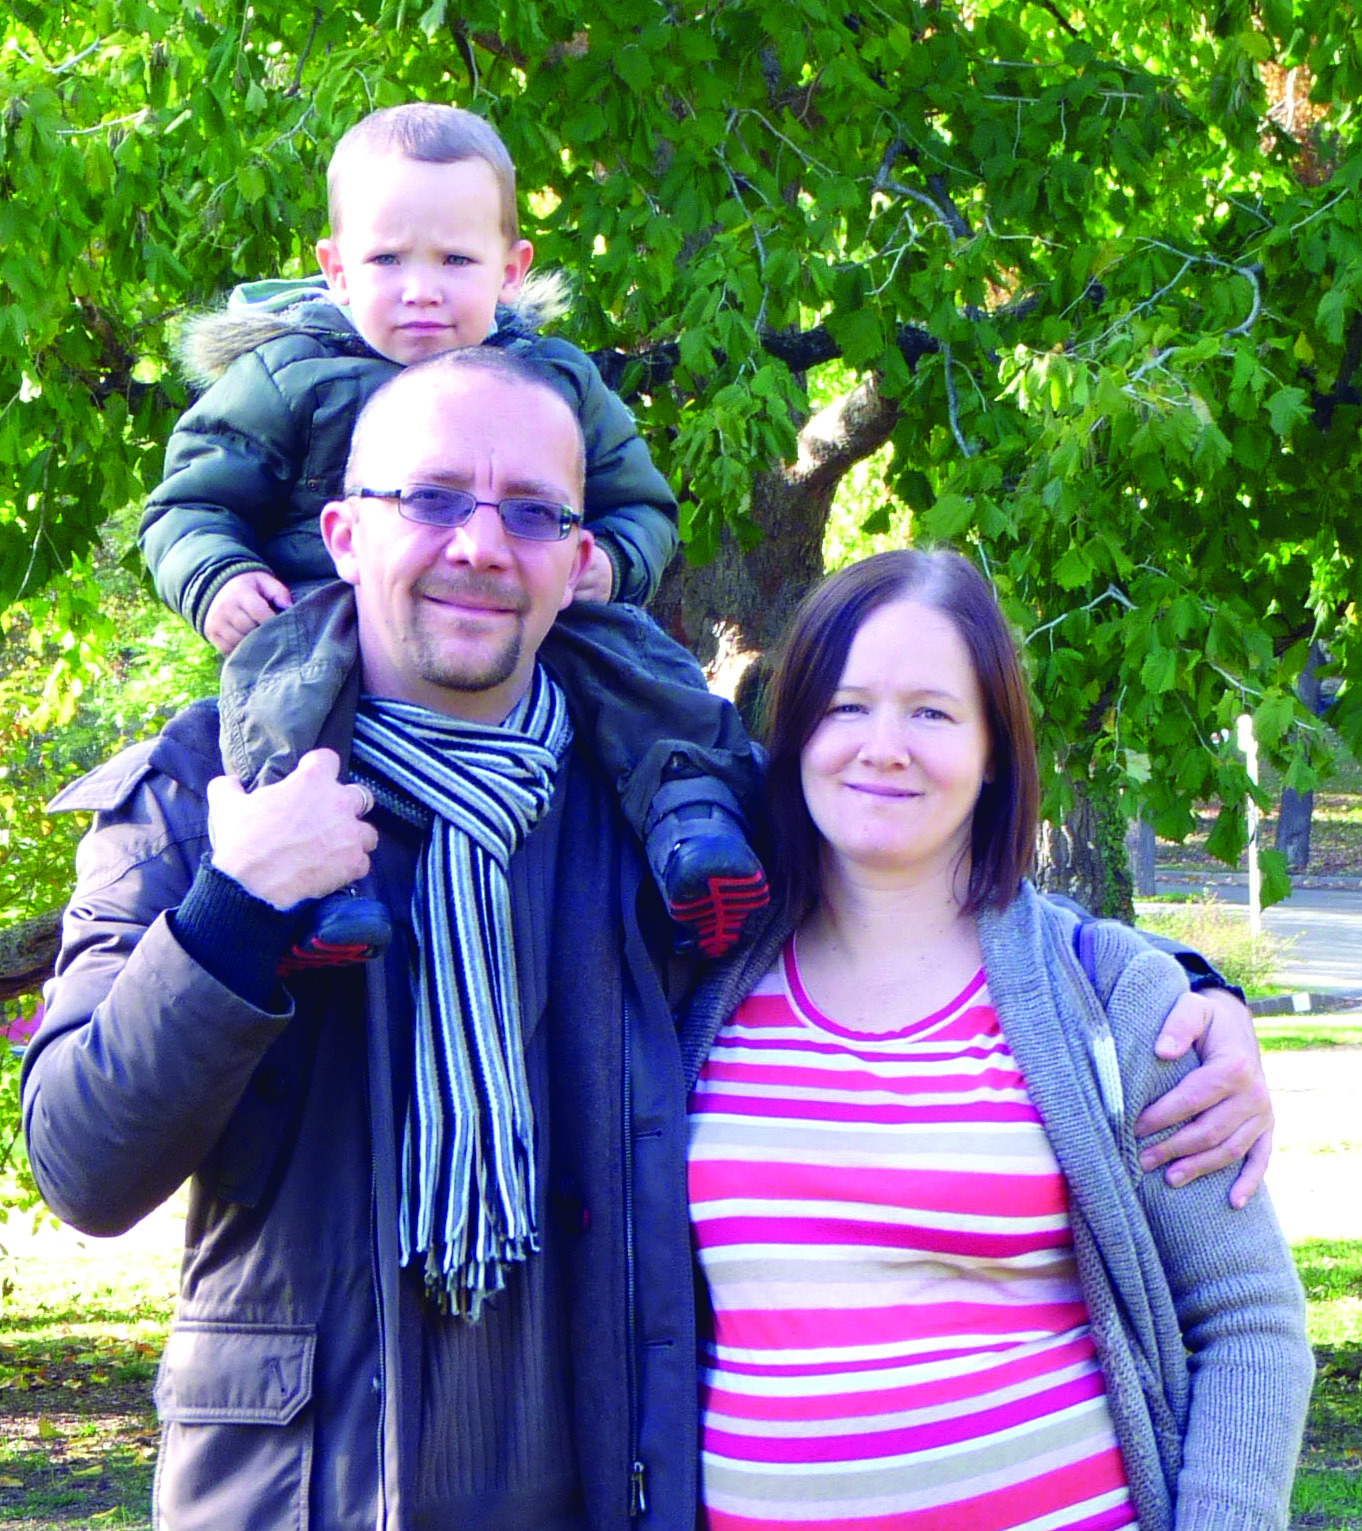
[799,598,992,892]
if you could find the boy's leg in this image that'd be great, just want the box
[540,603,768,956]
[542,603,763,824]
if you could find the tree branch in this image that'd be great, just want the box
[791,371,901,495]
[589,320,938,400]
[926,174,972,239]
[1035,0,1081,38]
[0,909,60,1006]
[285,6,322,96]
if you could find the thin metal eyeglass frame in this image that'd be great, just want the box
[348,485,584,542]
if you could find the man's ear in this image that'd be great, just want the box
[499,240,534,301]
[317,239,349,303]
[320,499,361,585]
[558,529,594,611]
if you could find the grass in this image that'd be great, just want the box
[1294,1240,1362,1529]
[1259,1021,1362,1053]
[0,1217,177,1529]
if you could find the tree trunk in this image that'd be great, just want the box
[1274,641,1327,872]
[0,908,61,1005]
[1035,778,1135,922]
[1126,816,1157,897]
[651,372,900,725]
[1274,787,1313,872]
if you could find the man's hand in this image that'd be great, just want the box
[571,544,615,603]
[204,571,293,656]
[207,750,378,908]
[1135,987,1272,1209]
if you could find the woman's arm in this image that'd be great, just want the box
[1108,954,1312,1531]
[1052,895,1272,1203]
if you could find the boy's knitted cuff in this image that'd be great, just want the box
[169,856,299,1010]
[594,535,625,601]
[191,559,272,637]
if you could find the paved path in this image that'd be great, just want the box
[1143,878,1362,997]
[1260,1045,1362,1242]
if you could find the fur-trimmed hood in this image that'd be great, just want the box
[175,269,571,390]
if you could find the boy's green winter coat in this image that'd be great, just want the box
[140,278,678,632]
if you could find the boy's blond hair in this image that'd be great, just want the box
[327,103,519,242]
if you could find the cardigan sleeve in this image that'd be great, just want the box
[1098,941,1313,1531]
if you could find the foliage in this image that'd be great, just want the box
[0,1225,173,1527]
[1136,896,1292,995]
[0,508,219,933]
[2,0,1362,886]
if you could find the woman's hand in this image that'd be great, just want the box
[1134,988,1272,1209]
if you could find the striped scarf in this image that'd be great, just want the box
[349,668,572,1319]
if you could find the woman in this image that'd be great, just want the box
[683,550,1311,1531]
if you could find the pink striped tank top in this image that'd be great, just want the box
[686,941,1135,1531]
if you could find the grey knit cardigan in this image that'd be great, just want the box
[678,882,1313,1531]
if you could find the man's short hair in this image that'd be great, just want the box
[327,103,519,242]
[345,348,586,500]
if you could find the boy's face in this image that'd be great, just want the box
[317,154,532,366]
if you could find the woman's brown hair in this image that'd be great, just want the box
[762,548,1039,920]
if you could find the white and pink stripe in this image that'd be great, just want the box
[687,943,1134,1530]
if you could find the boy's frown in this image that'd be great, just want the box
[317,153,532,365]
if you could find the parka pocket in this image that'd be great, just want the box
[153,1321,316,1531]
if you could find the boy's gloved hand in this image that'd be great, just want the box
[204,569,294,655]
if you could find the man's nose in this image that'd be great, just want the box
[443,502,514,568]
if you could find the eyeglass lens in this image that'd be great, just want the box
[401,486,570,541]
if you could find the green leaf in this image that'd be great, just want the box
[1052,543,1091,591]
[1204,805,1247,867]
[235,164,267,204]
[615,46,652,94]
[1251,691,1296,749]
[1140,646,1177,693]
[922,492,973,540]
[1265,386,1309,437]
[826,306,886,369]
[1257,847,1292,909]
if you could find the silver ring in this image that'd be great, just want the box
[353,783,375,818]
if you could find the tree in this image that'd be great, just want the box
[4,0,1362,927]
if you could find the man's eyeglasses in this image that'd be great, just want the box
[348,485,584,542]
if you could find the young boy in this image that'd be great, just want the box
[140,103,767,961]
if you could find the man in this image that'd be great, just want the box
[22,349,1270,1530]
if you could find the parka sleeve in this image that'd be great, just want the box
[1100,945,1313,1531]
[529,338,679,605]
[139,350,305,635]
[21,761,294,1236]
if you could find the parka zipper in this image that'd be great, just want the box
[370,1141,389,1523]
[622,992,647,1519]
